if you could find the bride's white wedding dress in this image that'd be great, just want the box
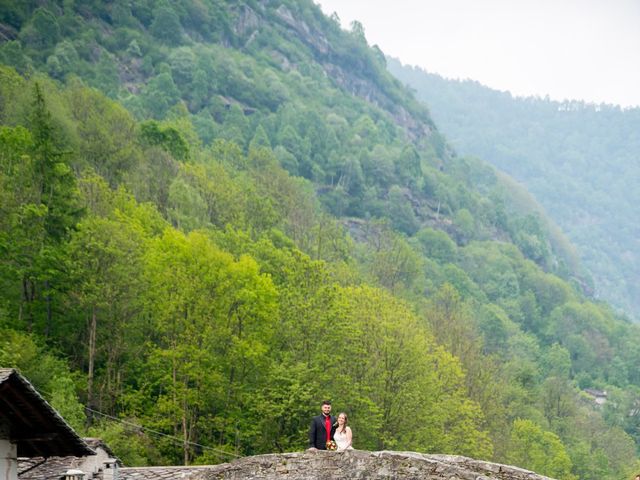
[334,427,352,451]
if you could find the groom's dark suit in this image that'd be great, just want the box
[309,413,336,449]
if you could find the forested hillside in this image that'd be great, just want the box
[388,58,640,321]
[1,2,640,479]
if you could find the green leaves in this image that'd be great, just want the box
[140,120,190,161]
[29,82,82,241]
[330,286,491,457]
[0,5,639,477]
[507,419,576,479]
[140,229,277,461]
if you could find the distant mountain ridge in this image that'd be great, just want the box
[388,57,640,320]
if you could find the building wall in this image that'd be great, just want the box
[78,445,113,478]
[0,438,18,480]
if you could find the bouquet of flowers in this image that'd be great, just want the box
[326,440,337,451]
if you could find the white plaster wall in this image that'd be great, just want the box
[0,438,18,480]
[78,446,111,477]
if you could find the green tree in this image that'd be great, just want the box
[414,227,457,263]
[142,73,181,119]
[140,120,190,161]
[539,376,576,424]
[20,7,60,55]
[66,83,141,184]
[333,286,492,458]
[507,419,576,480]
[65,212,148,413]
[150,2,183,45]
[388,185,419,235]
[249,124,272,151]
[94,51,120,98]
[0,128,42,329]
[142,229,277,462]
[29,82,82,241]
[361,221,423,293]
[1,85,81,335]
[395,145,422,188]
[167,176,209,231]
[0,41,32,74]
[454,208,475,242]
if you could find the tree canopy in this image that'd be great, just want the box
[0,3,639,478]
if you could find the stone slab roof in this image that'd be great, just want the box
[18,456,88,480]
[119,465,220,480]
[0,368,94,458]
[117,450,558,480]
[18,438,119,480]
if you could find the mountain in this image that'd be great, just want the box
[1,2,640,479]
[388,57,640,321]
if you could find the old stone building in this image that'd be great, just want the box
[18,438,119,480]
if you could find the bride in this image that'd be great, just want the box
[333,412,353,451]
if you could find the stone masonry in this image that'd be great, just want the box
[119,449,557,480]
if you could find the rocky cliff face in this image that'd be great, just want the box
[119,450,556,480]
[231,3,433,142]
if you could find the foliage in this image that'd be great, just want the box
[389,58,640,320]
[507,419,576,479]
[0,3,639,478]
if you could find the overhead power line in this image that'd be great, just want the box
[84,406,241,459]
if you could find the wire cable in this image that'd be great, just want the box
[84,406,241,459]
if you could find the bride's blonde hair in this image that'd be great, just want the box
[337,412,348,433]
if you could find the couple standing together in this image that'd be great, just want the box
[308,400,353,451]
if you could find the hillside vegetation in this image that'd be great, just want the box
[388,58,640,321]
[1,2,640,479]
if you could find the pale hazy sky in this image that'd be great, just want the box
[316,0,640,108]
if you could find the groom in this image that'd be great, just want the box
[308,400,336,450]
